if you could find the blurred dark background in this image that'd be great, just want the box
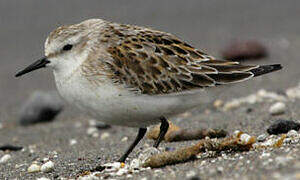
[1,0,299,116]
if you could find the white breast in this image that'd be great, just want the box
[53,68,211,127]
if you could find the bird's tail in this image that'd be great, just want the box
[250,64,282,77]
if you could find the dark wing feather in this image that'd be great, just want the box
[104,24,280,95]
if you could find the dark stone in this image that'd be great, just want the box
[19,91,64,126]
[189,176,201,180]
[95,122,111,130]
[267,119,300,135]
[246,108,253,113]
[0,144,23,151]
[165,147,176,152]
[221,40,268,61]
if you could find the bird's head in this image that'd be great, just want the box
[15,19,105,77]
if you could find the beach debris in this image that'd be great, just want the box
[143,131,255,168]
[147,122,227,142]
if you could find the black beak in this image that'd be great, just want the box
[15,57,50,77]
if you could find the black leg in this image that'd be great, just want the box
[153,116,169,148]
[118,128,147,162]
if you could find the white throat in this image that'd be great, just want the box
[51,50,88,81]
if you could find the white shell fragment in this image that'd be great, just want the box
[100,132,110,140]
[78,173,100,180]
[269,102,286,115]
[36,178,51,180]
[287,130,298,138]
[286,83,300,99]
[27,163,41,173]
[0,154,11,163]
[240,134,253,144]
[40,161,55,173]
[257,134,268,142]
[69,139,78,146]
[223,89,286,111]
[87,127,99,137]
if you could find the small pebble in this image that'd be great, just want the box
[40,161,54,173]
[95,122,111,129]
[269,102,286,115]
[36,178,50,180]
[213,99,223,108]
[261,138,277,147]
[267,119,300,135]
[42,157,49,162]
[121,137,128,142]
[286,84,300,99]
[126,174,133,178]
[257,89,286,102]
[217,166,224,173]
[186,170,197,178]
[260,152,271,159]
[69,139,77,146]
[28,145,37,154]
[165,147,176,152]
[78,173,99,180]
[257,134,268,142]
[233,130,242,137]
[87,127,99,137]
[130,158,141,169]
[189,176,201,180]
[28,163,41,173]
[115,167,128,176]
[283,138,292,144]
[88,119,97,126]
[0,154,11,163]
[100,132,110,140]
[89,119,111,129]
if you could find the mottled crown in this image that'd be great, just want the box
[44,19,106,57]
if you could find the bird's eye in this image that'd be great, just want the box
[62,44,73,51]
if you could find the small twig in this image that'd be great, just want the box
[147,121,227,142]
[167,129,227,142]
[143,134,255,168]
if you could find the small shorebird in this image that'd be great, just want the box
[16,19,282,162]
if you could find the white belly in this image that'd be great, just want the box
[54,71,210,127]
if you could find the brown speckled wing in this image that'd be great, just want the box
[105,26,258,95]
